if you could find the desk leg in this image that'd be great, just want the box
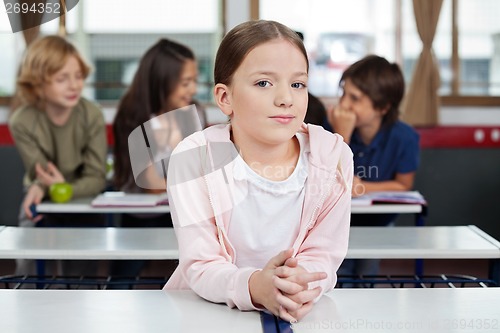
[415,259,424,277]
[35,260,45,289]
[105,213,115,227]
[489,259,500,286]
[415,212,425,227]
[414,210,426,276]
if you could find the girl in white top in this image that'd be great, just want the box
[165,20,353,323]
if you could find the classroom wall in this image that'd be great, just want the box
[0,146,25,226]
[1,137,500,240]
[1,106,500,241]
[396,149,500,240]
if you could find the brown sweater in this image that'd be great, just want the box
[9,98,107,198]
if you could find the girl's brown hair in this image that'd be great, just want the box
[16,35,90,109]
[340,55,404,126]
[113,38,196,190]
[214,20,308,86]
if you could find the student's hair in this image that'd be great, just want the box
[113,38,195,190]
[214,20,308,86]
[340,55,404,126]
[16,35,90,109]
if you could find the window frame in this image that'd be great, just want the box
[2,0,499,107]
[253,0,500,107]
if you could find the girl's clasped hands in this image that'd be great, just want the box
[249,248,327,322]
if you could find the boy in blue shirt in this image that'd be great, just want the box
[326,55,420,281]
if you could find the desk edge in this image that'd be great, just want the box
[468,225,500,252]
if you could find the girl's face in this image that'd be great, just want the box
[168,59,198,110]
[339,78,386,129]
[221,39,308,147]
[42,55,84,113]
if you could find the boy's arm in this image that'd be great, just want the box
[357,171,416,194]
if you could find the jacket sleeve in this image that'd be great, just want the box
[295,141,353,296]
[167,136,259,311]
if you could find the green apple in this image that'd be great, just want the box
[106,157,113,174]
[49,182,73,203]
[106,155,114,180]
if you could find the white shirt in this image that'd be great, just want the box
[228,133,309,268]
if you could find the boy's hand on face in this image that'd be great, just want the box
[35,162,65,186]
[273,257,326,321]
[328,106,356,143]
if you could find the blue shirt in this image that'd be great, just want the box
[350,121,420,226]
[351,121,419,181]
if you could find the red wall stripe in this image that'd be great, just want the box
[0,125,13,146]
[415,126,500,148]
[1,124,500,148]
[0,124,115,147]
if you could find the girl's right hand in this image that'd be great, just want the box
[273,257,327,321]
[249,249,298,322]
[22,184,44,222]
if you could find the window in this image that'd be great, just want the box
[260,0,397,97]
[83,0,219,103]
[457,0,500,96]
[2,0,500,104]
[260,0,500,100]
[401,0,452,95]
[0,0,220,103]
[0,2,80,98]
[0,10,22,97]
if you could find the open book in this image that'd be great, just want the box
[91,192,169,207]
[351,191,427,206]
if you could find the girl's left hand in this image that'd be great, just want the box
[36,162,65,186]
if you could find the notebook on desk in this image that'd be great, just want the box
[91,192,169,207]
[351,191,427,206]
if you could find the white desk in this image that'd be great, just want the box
[0,225,498,261]
[0,225,498,285]
[292,288,500,333]
[346,225,500,259]
[37,197,171,214]
[0,227,178,260]
[36,197,420,215]
[0,290,261,333]
[346,225,500,280]
[1,289,498,333]
[351,204,422,214]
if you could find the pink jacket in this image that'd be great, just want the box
[163,123,353,311]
